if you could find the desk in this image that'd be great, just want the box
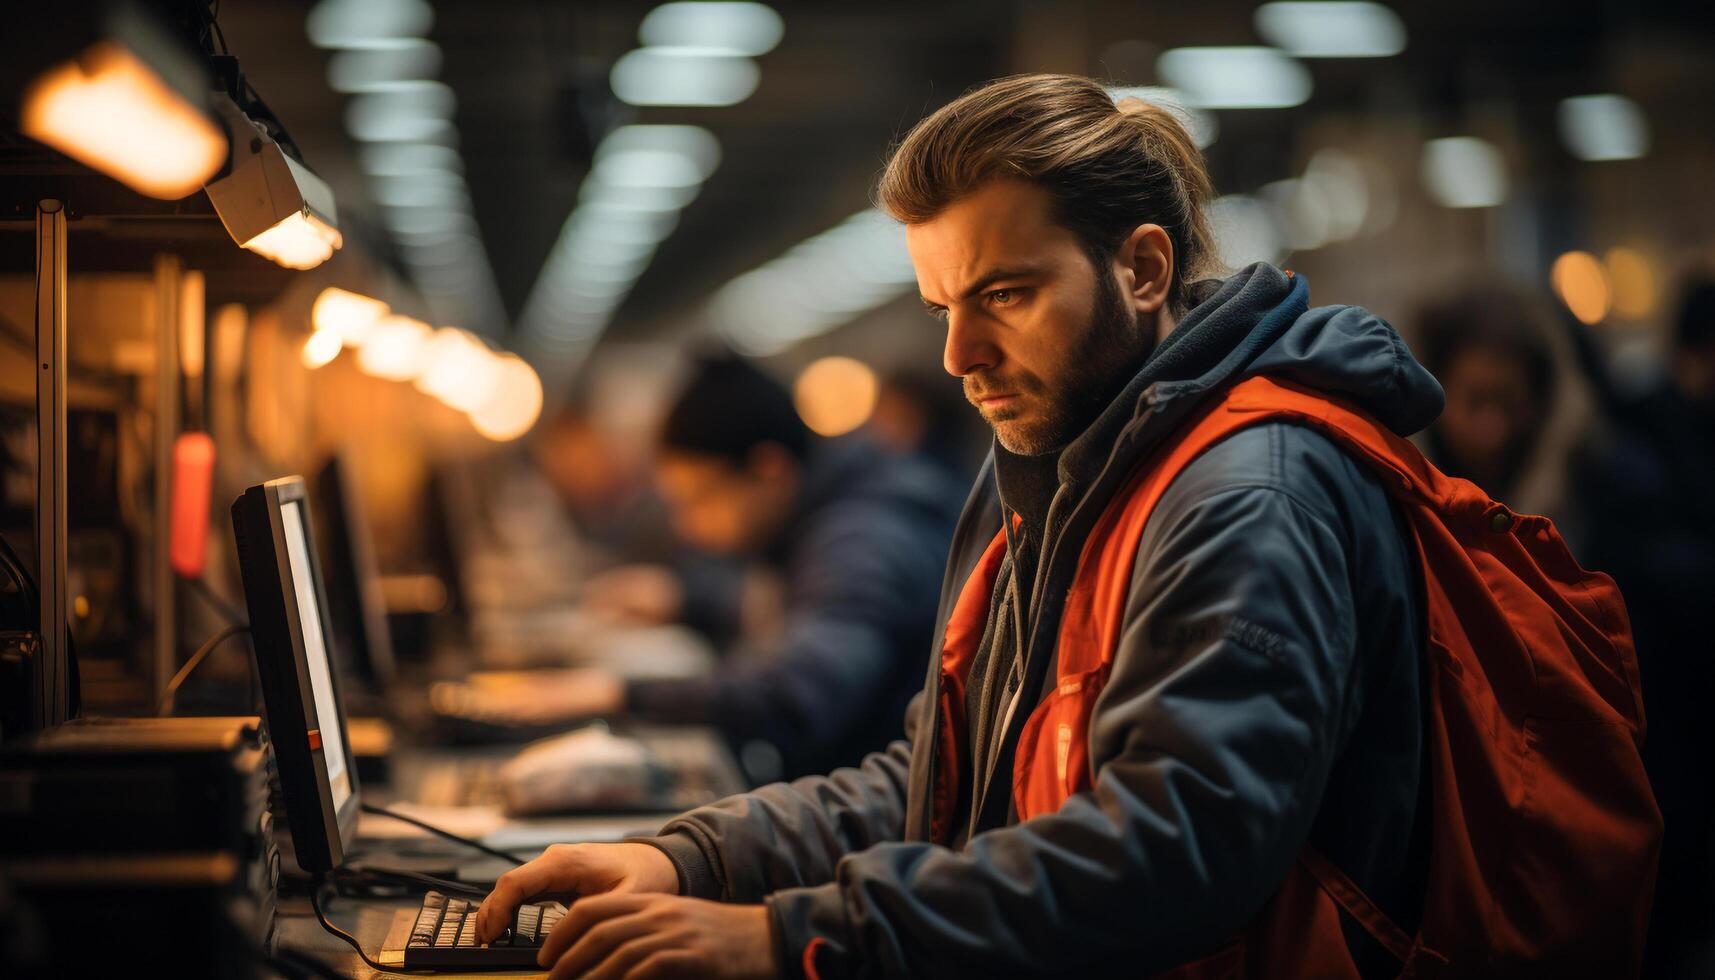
[273,721,744,978]
[274,809,683,978]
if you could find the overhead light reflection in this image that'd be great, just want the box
[312,287,390,345]
[1421,136,1508,209]
[639,3,784,56]
[1558,94,1650,162]
[356,314,433,380]
[610,47,761,107]
[1155,47,1312,109]
[21,41,227,200]
[1551,251,1612,325]
[1254,2,1407,58]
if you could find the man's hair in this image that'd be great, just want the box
[876,73,1217,314]
[660,351,810,464]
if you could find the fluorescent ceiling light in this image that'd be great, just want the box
[1107,86,1219,147]
[22,39,226,200]
[312,287,389,345]
[359,141,464,176]
[373,179,470,209]
[581,180,701,211]
[596,125,722,178]
[306,0,433,48]
[345,82,456,142]
[326,39,442,93]
[591,149,709,189]
[1156,46,1312,109]
[1558,94,1649,162]
[1254,2,1406,58]
[1421,136,1507,208]
[638,2,784,56]
[714,209,915,355]
[301,329,344,369]
[575,202,681,238]
[468,356,544,442]
[356,314,433,381]
[609,48,760,107]
[384,207,475,237]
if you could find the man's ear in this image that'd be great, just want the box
[1114,223,1175,316]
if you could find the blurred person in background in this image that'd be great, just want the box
[868,366,989,482]
[1576,275,1715,979]
[503,352,964,780]
[530,397,682,568]
[1409,282,1591,542]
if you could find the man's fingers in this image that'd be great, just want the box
[476,860,560,943]
[538,892,657,968]
[555,927,676,980]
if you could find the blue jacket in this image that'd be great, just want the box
[644,264,1447,977]
[628,439,965,779]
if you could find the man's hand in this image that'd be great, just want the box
[537,893,776,980]
[581,564,684,626]
[475,842,679,945]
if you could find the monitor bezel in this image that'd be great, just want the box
[232,475,360,872]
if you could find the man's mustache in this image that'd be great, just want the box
[964,371,1038,404]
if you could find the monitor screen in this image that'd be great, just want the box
[279,498,351,812]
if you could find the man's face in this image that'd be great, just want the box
[907,179,1148,455]
[655,448,796,554]
[1436,346,1545,476]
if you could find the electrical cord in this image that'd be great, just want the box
[357,802,528,867]
[158,623,249,714]
[309,876,430,976]
[334,865,489,899]
[186,575,248,627]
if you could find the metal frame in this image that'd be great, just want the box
[34,200,69,730]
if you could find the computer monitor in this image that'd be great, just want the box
[313,454,396,693]
[231,476,359,872]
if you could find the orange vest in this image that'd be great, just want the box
[931,375,1660,976]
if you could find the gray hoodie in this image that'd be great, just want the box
[642,264,1446,978]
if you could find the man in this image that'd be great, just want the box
[487,353,964,780]
[473,75,1645,978]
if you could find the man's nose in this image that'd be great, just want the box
[943,311,999,378]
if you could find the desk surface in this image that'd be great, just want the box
[275,720,741,978]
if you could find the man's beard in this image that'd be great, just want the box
[966,269,1151,456]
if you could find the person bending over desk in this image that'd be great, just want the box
[485,352,964,781]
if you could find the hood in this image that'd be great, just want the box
[1058,263,1445,489]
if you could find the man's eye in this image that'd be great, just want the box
[927,306,949,322]
[987,289,1018,307]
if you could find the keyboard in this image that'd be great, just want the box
[402,890,566,969]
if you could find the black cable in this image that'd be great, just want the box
[0,531,37,629]
[308,877,429,976]
[158,623,249,714]
[186,575,248,627]
[357,802,528,867]
[335,865,489,898]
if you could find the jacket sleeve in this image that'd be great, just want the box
[765,450,1376,978]
[635,692,924,901]
[627,498,946,765]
